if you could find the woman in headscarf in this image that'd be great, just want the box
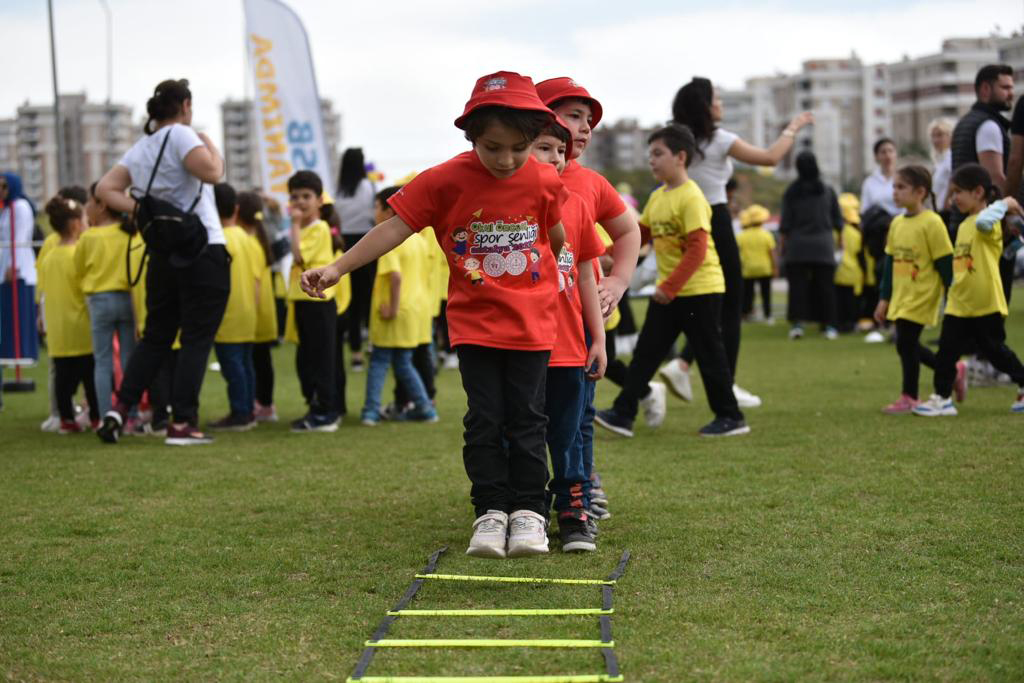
[0,171,40,371]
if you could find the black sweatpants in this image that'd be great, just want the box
[934,313,1024,397]
[894,318,937,399]
[334,311,349,415]
[293,300,338,415]
[835,284,860,333]
[253,341,275,406]
[742,276,772,319]
[436,303,452,354]
[341,232,376,354]
[603,326,628,387]
[456,345,550,518]
[395,342,436,405]
[116,245,230,425]
[54,354,99,423]
[682,204,742,376]
[614,294,742,423]
[786,261,836,327]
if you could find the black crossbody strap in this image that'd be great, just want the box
[145,128,174,196]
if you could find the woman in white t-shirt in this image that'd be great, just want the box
[659,77,812,409]
[335,147,376,370]
[93,78,229,446]
[928,118,955,212]
[860,138,900,216]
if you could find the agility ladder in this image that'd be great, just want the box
[346,547,631,682]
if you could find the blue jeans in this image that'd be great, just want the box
[362,346,430,421]
[87,291,137,416]
[546,366,590,512]
[214,342,254,417]
[577,375,596,493]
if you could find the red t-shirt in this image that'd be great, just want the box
[560,161,627,224]
[388,151,568,351]
[550,193,605,367]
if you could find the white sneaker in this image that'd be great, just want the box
[640,382,667,427]
[912,394,957,417]
[658,361,693,402]
[733,384,762,408]
[864,330,885,343]
[443,353,460,370]
[506,510,549,558]
[40,415,60,432]
[466,510,508,559]
[824,326,839,340]
[1011,388,1024,413]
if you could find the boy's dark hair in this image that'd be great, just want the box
[462,106,551,144]
[45,194,83,236]
[214,182,237,220]
[89,181,136,235]
[873,137,896,156]
[287,170,323,196]
[648,123,699,167]
[975,64,1013,93]
[951,163,1001,203]
[375,186,401,207]
[237,191,272,266]
[58,185,88,204]
[725,177,738,194]
[145,78,191,135]
[896,165,937,210]
[538,121,571,146]
[671,77,714,148]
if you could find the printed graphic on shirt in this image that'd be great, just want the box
[891,246,921,281]
[448,216,545,286]
[557,241,576,295]
[953,243,976,274]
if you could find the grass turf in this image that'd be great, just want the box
[2,293,1023,681]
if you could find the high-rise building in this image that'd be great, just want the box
[997,34,1024,82]
[221,98,341,191]
[888,38,998,155]
[0,119,16,173]
[578,118,656,172]
[9,94,134,206]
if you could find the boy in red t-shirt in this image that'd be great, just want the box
[531,117,607,553]
[536,77,642,520]
[301,71,567,559]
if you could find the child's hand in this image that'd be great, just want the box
[300,264,337,299]
[651,286,672,305]
[597,274,628,316]
[379,302,396,320]
[586,339,607,381]
[873,300,889,326]
[1004,197,1022,215]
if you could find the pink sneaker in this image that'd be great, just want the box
[953,360,968,402]
[883,394,919,414]
[253,402,278,422]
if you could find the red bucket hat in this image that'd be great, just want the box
[454,71,555,130]
[535,77,604,129]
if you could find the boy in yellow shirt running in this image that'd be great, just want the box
[736,204,776,322]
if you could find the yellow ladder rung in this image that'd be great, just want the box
[416,574,614,586]
[366,639,613,649]
[387,609,613,617]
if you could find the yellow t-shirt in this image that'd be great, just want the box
[736,226,776,279]
[37,242,92,357]
[333,249,353,316]
[35,233,62,303]
[249,235,278,343]
[73,223,132,294]
[420,227,446,317]
[596,224,620,331]
[947,213,1008,318]
[287,219,337,302]
[834,224,864,294]
[216,226,263,343]
[640,180,724,297]
[864,251,878,287]
[370,234,430,348]
[885,210,953,326]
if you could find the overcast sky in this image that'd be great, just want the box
[2,0,1021,184]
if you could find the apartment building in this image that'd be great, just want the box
[579,118,656,172]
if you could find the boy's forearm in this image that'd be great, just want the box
[579,262,605,343]
[330,215,414,278]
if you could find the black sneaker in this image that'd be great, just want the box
[291,412,340,432]
[208,413,257,432]
[698,417,751,437]
[588,501,611,520]
[594,409,634,438]
[96,410,123,444]
[557,513,597,553]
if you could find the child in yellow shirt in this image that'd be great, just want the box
[834,193,864,333]
[38,195,99,433]
[736,204,776,322]
[360,187,438,425]
[287,171,340,431]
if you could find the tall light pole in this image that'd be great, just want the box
[47,0,66,189]
[98,0,112,103]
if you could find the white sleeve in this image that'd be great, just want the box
[171,124,205,163]
[14,199,35,243]
[975,120,1004,155]
[716,128,739,156]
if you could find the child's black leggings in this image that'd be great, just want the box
[934,313,1024,397]
[53,354,99,423]
[894,319,936,399]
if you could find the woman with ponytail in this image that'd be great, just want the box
[94,78,229,446]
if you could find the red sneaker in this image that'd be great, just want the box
[882,394,919,414]
[59,420,84,434]
[953,360,968,403]
[164,424,214,446]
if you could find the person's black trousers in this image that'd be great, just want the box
[395,342,436,406]
[934,313,1024,397]
[893,318,937,399]
[835,284,860,333]
[614,294,742,423]
[742,276,772,319]
[253,341,275,407]
[436,302,452,354]
[603,326,628,387]
[116,246,230,425]
[293,300,338,416]
[149,349,177,426]
[786,261,837,328]
[456,345,550,519]
[341,232,376,354]
[334,311,349,415]
[682,204,742,376]
[54,354,99,422]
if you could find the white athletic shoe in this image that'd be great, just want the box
[506,510,549,558]
[864,330,885,343]
[658,361,693,402]
[466,510,508,559]
[40,415,61,432]
[443,353,460,370]
[912,394,957,417]
[640,382,667,427]
[1011,388,1024,413]
[733,384,762,408]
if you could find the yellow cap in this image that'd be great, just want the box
[741,204,771,227]
[321,190,335,206]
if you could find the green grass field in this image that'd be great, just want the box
[2,293,1024,682]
